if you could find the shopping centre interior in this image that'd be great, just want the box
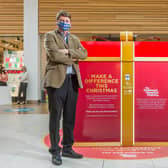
[1,0,168,168]
[1,33,168,104]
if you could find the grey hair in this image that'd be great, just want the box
[56,10,71,21]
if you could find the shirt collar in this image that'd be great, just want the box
[57,29,69,38]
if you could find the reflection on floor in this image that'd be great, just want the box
[0,103,168,168]
[0,103,48,114]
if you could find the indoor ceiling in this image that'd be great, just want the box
[0,36,23,51]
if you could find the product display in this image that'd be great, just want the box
[3,51,24,97]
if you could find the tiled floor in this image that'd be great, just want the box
[0,103,168,168]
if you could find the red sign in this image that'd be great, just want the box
[74,62,121,142]
[135,42,168,57]
[135,62,168,141]
[81,41,120,57]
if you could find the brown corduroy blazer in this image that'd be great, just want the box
[43,30,88,88]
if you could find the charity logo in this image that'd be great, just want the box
[125,74,130,80]
[144,87,159,97]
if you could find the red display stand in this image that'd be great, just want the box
[73,40,168,146]
[74,42,121,143]
[135,42,168,142]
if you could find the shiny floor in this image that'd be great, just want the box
[0,103,168,168]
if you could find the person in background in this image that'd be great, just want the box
[44,10,87,166]
[17,66,29,104]
[0,65,8,86]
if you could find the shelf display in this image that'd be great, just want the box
[4,51,23,70]
[3,51,24,98]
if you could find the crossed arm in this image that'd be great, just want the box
[44,33,87,65]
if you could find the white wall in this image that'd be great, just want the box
[24,0,40,101]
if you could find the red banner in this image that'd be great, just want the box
[74,62,120,142]
[135,62,168,141]
[135,42,168,57]
[81,41,120,57]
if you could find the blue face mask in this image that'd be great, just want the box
[57,21,71,31]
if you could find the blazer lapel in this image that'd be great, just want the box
[68,35,73,49]
[54,30,68,49]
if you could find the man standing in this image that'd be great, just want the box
[17,66,29,104]
[44,10,87,166]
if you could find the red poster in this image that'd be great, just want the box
[74,62,120,142]
[135,62,168,141]
[135,42,168,57]
[81,41,120,57]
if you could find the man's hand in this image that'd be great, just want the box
[72,59,78,62]
[59,49,69,55]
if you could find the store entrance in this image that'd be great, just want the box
[0,36,24,104]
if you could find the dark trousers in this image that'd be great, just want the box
[18,82,28,102]
[47,74,79,155]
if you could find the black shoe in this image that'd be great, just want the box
[52,154,62,166]
[20,101,26,105]
[62,149,83,159]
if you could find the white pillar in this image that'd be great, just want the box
[24,0,40,101]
